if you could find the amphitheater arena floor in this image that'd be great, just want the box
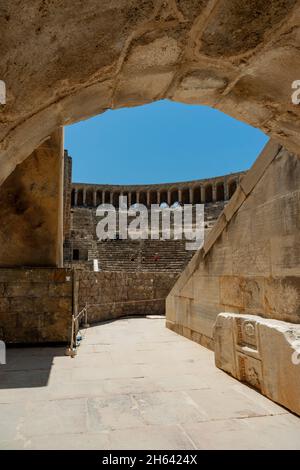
[0,316,300,450]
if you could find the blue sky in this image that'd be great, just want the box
[65,100,269,185]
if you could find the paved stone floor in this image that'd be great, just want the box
[1,316,300,450]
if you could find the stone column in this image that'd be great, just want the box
[224,180,229,201]
[74,188,78,206]
[83,188,86,206]
[201,186,205,203]
[167,190,171,206]
[189,187,194,205]
[120,192,126,208]
[102,190,106,205]
[128,193,132,207]
[178,189,182,204]
[136,192,140,204]
[147,191,150,207]
[93,189,97,207]
[157,191,161,206]
[110,192,113,204]
[212,184,217,202]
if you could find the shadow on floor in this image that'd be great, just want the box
[0,316,165,389]
[0,345,66,389]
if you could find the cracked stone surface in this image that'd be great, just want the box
[1,1,300,184]
[0,316,300,450]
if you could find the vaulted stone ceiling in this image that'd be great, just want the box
[1,0,300,183]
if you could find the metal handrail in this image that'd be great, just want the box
[66,303,89,357]
[74,303,89,324]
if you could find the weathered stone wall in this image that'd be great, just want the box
[166,142,300,350]
[76,270,178,323]
[0,268,73,344]
[0,129,64,267]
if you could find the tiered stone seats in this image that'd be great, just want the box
[97,240,140,271]
[139,240,194,272]
[96,239,194,273]
[205,201,226,223]
[64,202,226,272]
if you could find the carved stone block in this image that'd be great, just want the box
[214,313,300,416]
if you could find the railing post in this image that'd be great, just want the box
[71,315,75,350]
[65,313,77,357]
[83,303,90,328]
[65,269,78,357]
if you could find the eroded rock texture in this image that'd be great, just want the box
[1,1,300,183]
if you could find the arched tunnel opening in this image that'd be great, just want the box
[1,1,300,450]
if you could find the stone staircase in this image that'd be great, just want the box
[88,239,99,262]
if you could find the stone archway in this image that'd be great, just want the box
[1,1,300,186]
[1,1,300,421]
[216,182,225,202]
[205,184,213,203]
[171,189,179,206]
[182,188,190,204]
